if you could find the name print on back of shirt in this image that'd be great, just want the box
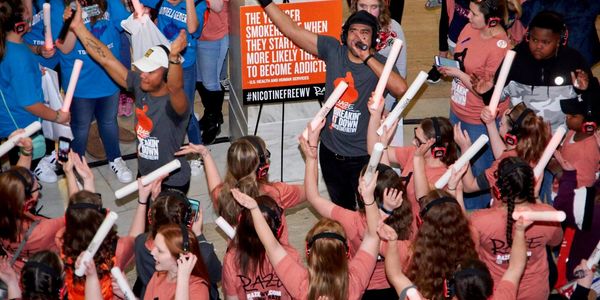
[238,272,284,300]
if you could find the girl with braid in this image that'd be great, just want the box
[470,157,562,300]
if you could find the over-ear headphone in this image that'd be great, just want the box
[67,202,107,215]
[258,202,284,239]
[156,44,170,82]
[180,224,190,253]
[430,117,446,158]
[8,168,35,198]
[582,100,597,134]
[419,196,458,219]
[157,189,192,227]
[340,10,380,49]
[504,104,533,146]
[22,260,63,296]
[245,136,270,180]
[305,232,349,257]
[474,0,503,28]
[525,12,568,46]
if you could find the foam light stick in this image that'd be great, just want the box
[533,125,567,179]
[435,134,489,189]
[488,50,516,115]
[406,288,423,300]
[512,210,566,222]
[0,121,42,157]
[364,143,384,183]
[215,216,236,239]
[114,159,181,199]
[43,3,53,49]
[302,81,348,139]
[369,39,403,110]
[111,267,136,300]
[586,241,600,270]
[61,59,83,112]
[377,71,429,136]
[75,211,119,276]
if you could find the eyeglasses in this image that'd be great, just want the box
[30,181,42,193]
[413,127,427,147]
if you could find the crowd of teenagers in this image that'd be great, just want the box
[1,0,600,299]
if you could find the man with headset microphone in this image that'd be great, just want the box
[258,0,407,211]
[64,2,193,193]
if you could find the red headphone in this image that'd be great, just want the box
[430,117,447,158]
[246,137,271,180]
[503,105,533,146]
[487,17,501,27]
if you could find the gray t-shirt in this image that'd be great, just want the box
[317,35,391,156]
[126,71,191,186]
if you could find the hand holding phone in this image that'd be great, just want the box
[187,198,201,228]
[435,56,460,68]
[57,136,72,162]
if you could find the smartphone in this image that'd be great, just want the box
[187,198,201,228]
[434,56,460,68]
[57,136,71,162]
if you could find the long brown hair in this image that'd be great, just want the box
[218,136,268,225]
[420,117,459,166]
[157,224,210,282]
[233,195,283,275]
[305,219,349,300]
[0,167,35,242]
[350,0,391,28]
[507,104,549,163]
[0,0,25,60]
[408,190,478,300]
[148,191,190,238]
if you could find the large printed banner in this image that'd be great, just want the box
[240,0,342,104]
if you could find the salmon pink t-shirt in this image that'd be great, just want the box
[274,250,376,300]
[484,149,518,203]
[144,272,209,300]
[491,279,518,300]
[451,26,510,124]
[199,0,229,41]
[222,244,300,300]
[331,206,411,290]
[559,130,600,188]
[471,204,562,300]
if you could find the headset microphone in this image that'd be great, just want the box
[356,41,368,51]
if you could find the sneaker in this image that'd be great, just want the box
[425,0,442,9]
[41,151,58,171]
[190,159,204,176]
[34,158,58,183]
[427,66,442,84]
[109,157,133,183]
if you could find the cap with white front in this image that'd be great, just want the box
[132,45,170,72]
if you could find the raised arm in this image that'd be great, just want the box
[165,30,189,116]
[9,130,33,169]
[260,1,318,56]
[62,151,80,196]
[207,0,223,13]
[366,95,385,154]
[379,224,414,295]
[357,171,380,256]
[68,2,128,88]
[363,57,407,99]
[185,0,200,34]
[413,139,435,201]
[231,189,288,265]
[501,217,532,286]
[480,107,506,158]
[175,144,222,193]
[453,123,481,193]
[129,177,164,237]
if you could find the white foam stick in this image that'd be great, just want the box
[43,3,53,49]
[512,210,566,222]
[369,39,403,110]
[302,81,348,139]
[533,125,567,179]
[435,135,489,189]
[406,288,423,300]
[75,211,119,276]
[111,267,136,300]
[363,143,384,183]
[586,241,600,270]
[0,121,42,157]
[61,59,83,112]
[130,0,144,17]
[377,71,429,136]
[114,159,182,199]
[488,50,516,115]
[215,216,236,239]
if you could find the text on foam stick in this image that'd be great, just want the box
[488,50,516,115]
[114,159,181,199]
[43,3,53,49]
[215,216,236,239]
[0,121,42,157]
[111,267,136,300]
[377,71,429,136]
[363,143,384,183]
[61,59,83,112]
[369,39,403,110]
[302,81,348,139]
[533,125,567,179]
[435,134,489,189]
[75,211,118,276]
[512,210,566,222]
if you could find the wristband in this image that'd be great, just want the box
[54,110,60,122]
[364,199,376,206]
[363,54,374,65]
[169,57,182,65]
[257,0,272,7]
[20,148,32,156]
[137,199,148,205]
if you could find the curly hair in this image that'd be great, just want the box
[496,157,536,247]
[408,190,478,300]
[63,191,119,284]
[21,250,64,300]
[234,195,283,275]
[0,167,35,242]
[350,0,391,29]
[420,117,459,166]
[506,104,549,164]
[148,190,191,238]
[358,163,412,240]
[306,218,349,300]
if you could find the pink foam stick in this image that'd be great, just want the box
[533,125,567,179]
[512,210,566,222]
[406,287,423,300]
[43,3,53,50]
[130,0,144,17]
[488,50,516,115]
[302,80,348,139]
[61,59,83,112]
[369,39,403,110]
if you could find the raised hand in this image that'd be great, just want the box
[176,253,197,279]
[230,188,258,210]
[453,123,472,151]
[382,188,403,211]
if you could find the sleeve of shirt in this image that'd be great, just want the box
[116,236,136,269]
[221,251,238,297]
[393,146,412,168]
[271,182,303,209]
[331,206,361,241]
[191,0,208,39]
[317,35,337,61]
[140,0,160,9]
[109,0,130,29]
[13,52,44,107]
[189,277,210,298]
[348,250,377,298]
[491,279,517,300]
[125,71,140,93]
[274,253,309,299]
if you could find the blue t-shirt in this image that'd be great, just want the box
[59,0,129,98]
[23,0,64,68]
[0,42,44,138]
[141,0,207,68]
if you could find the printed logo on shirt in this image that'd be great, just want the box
[136,104,159,160]
[497,40,508,49]
[238,272,284,299]
[451,78,468,106]
[489,236,544,264]
[495,251,532,264]
[245,290,282,300]
[330,72,361,134]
